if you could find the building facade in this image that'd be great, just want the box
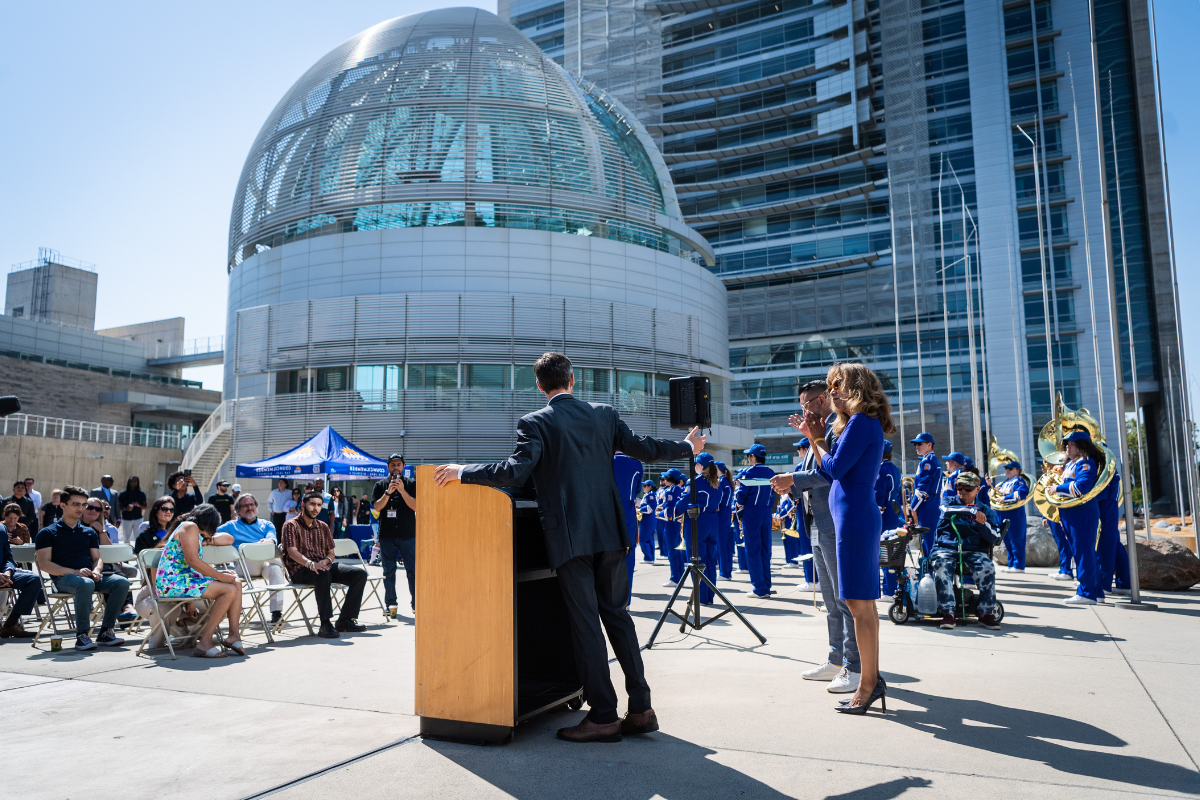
[506,0,1188,507]
[218,7,752,485]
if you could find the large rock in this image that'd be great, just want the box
[993,521,1060,568]
[1136,538,1200,591]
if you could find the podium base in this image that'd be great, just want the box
[420,717,513,745]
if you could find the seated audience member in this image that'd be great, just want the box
[281,492,368,639]
[131,511,207,650]
[208,480,235,524]
[166,471,205,517]
[135,497,176,554]
[929,472,1002,631]
[35,486,129,650]
[83,498,137,621]
[5,481,37,532]
[217,493,287,623]
[154,504,244,658]
[4,503,30,545]
[41,489,63,530]
[0,525,42,638]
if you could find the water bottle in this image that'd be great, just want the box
[916,572,938,616]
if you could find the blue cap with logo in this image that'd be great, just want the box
[641,479,654,486]
[1063,429,1093,443]
[1003,460,1022,471]
[744,443,767,457]
[715,460,727,473]
[882,440,893,453]
[943,451,967,464]
[792,438,810,449]
[664,468,685,481]
[696,452,715,467]
[910,432,935,445]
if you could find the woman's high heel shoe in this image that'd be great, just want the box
[835,677,886,714]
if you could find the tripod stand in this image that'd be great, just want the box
[646,452,766,648]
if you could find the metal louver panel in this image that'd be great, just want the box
[235,306,270,374]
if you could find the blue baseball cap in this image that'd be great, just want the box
[882,440,893,453]
[1063,429,1092,443]
[910,432,935,445]
[744,443,767,457]
[792,438,810,448]
[696,452,715,467]
[714,460,727,472]
[943,451,967,464]
[665,468,685,481]
[641,479,654,486]
[1003,460,1022,471]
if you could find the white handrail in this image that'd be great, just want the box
[181,402,231,472]
[0,413,181,449]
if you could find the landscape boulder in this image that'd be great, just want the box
[994,521,1060,568]
[1137,538,1200,591]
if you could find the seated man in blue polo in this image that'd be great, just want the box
[217,492,288,624]
[35,485,129,650]
[929,471,1001,631]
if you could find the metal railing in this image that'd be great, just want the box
[148,336,224,360]
[0,413,182,449]
[181,402,232,473]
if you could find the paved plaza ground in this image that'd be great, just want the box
[3,547,1199,800]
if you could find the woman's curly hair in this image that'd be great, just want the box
[826,362,897,436]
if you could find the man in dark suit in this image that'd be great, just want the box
[90,475,119,526]
[435,352,703,743]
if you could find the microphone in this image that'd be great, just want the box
[0,396,20,418]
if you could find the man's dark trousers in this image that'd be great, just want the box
[291,563,368,623]
[379,537,415,609]
[555,549,650,724]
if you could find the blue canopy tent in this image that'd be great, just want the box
[235,426,389,481]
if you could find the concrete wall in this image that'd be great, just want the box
[96,318,186,377]
[4,263,98,330]
[0,314,159,374]
[0,435,182,504]
[0,353,219,427]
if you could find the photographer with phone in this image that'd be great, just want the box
[166,470,205,518]
[372,454,416,612]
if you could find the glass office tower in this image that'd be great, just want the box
[505,0,1189,510]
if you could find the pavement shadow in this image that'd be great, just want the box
[426,727,795,800]
[823,776,933,799]
[889,691,1200,795]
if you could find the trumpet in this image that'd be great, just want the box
[1031,393,1118,523]
[988,435,1033,512]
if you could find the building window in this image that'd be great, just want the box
[316,367,348,392]
[578,368,611,393]
[463,364,509,389]
[276,370,310,394]
[618,370,647,395]
[408,364,458,390]
[355,365,401,393]
[10,306,22,318]
[514,365,537,390]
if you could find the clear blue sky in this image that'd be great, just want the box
[1,0,1197,407]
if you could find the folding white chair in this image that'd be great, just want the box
[332,538,387,620]
[256,544,316,637]
[135,548,218,660]
[234,541,291,643]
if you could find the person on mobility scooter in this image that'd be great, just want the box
[929,471,1003,630]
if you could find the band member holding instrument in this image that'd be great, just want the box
[1051,430,1105,605]
[995,462,1030,572]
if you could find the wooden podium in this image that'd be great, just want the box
[414,465,583,744]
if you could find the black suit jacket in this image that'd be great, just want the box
[461,394,692,569]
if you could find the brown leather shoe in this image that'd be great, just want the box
[556,716,622,743]
[620,709,660,736]
[0,622,35,639]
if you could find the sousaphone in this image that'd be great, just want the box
[988,435,1033,512]
[1031,393,1118,523]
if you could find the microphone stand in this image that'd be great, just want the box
[646,449,766,648]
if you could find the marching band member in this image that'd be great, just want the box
[907,432,942,556]
[875,440,903,595]
[654,476,670,560]
[715,461,735,580]
[1096,464,1132,596]
[776,493,799,567]
[660,469,686,587]
[613,452,644,608]
[1047,517,1075,580]
[1051,429,1105,604]
[637,480,657,564]
[735,444,776,599]
[673,453,722,604]
[994,461,1030,572]
[940,452,969,510]
[791,438,816,589]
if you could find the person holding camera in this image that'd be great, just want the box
[372,454,416,612]
[167,470,205,517]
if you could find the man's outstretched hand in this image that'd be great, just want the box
[770,473,794,494]
[685,426,706,455]
[433,465,463,487]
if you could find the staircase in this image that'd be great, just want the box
[182,402,233,494]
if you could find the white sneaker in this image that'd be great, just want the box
[1064,594,1097,605]
[796,581,815,592]
[661,580,676,587]
[1050,572,1075,581]
[1009,568,1025,573]
[827,667,860,694]
[1110,588,1131,596]
[801,661,842,681]
[734,569,749,574]
[999,566,1012,572]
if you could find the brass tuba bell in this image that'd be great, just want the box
[1031,393,1118,523]
[988,435,1033,511]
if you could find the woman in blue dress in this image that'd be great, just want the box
[802,362,894,714]
[1051,429,1105,604]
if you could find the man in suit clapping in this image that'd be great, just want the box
[435,352,704,743]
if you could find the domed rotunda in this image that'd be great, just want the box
[218,7,745,474]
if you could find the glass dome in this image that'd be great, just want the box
[228,7,694,269]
